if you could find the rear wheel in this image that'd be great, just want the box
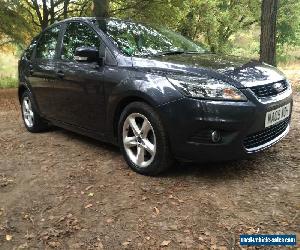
[21,91,49,133]
[119,102,173,175]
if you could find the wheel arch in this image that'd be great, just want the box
[112,95,155,140]
[18,83,41,115]
[18,84,29,103]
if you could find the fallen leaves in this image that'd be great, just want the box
[122,241,131,247]
[85,185,94,191]
[0,174,14,188]
[169,195,184,203]
[23,214,30,220]
[153,207,160,215]
[0,91,299,250]
[106,218,114,224]
[6,234,12,241]
[85,204,93,209]
[18,243,29,249]
[48,241,61,248]
[161,240,171,247]
[39,214,81,243]
[25,232,35,240]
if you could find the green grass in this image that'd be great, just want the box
[0,53,18,76]
[0,52,18,88]
[0,77,18,89]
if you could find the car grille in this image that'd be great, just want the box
[250,80,288,98]
[244,118,290,150]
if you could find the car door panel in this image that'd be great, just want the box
[52,21,107,133]
[29,60,57,116]
[53,61,106,132]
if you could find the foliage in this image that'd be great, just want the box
[0,0,299,89]
[19,0,92,30]
[277,0,300,57]
[0,0,299,63]
[179,0,260,53]
[0,52,18,88]
[111,0,186,29]
[0,0,35,48]
[0,0,92,49]
[0,52,18,77]
[0,77,18,89]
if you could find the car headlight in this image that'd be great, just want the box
[167,75,247,101]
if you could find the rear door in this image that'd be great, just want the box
[52,21,106,132]
[29,25,61,117]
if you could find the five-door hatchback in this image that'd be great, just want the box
[19,18,293,175]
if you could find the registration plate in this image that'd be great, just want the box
[265,103,291,128]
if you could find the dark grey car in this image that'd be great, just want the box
[18,18,293,175]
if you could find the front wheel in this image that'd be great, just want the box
[118,102,173,176]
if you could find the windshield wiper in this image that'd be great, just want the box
[184,51,207,54]
[154,50,185,56]
[143,50,208,57]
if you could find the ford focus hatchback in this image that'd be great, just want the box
[18,18,293,175]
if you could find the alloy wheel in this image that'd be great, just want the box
[22,96,34,128]
[122,113,156,168]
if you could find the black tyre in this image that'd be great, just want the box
[21,91,49,133]
[118,102,173,175]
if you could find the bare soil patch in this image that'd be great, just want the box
[0,88,299,249]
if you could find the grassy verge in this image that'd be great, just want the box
[280,64,300,93]
[0,77,18,89]
[0,52,18,89]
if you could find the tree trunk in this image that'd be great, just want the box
[93,0,109,18]
[260,0,279,66]
[41,0,49,30]
[63,0,71,19]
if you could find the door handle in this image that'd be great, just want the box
[29,65,34,75]
[57,71,65,78]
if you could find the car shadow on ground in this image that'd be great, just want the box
[51,126,268,181]
[162,157,265,179]
[51,126,121,153]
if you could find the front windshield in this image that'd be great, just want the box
[95,19,206,57]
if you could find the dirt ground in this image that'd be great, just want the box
[0,87,299,249]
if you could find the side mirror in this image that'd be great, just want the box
[74,47,103,64]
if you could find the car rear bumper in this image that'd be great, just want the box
[157,88,293,162]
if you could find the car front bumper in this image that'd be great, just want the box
[157,88,293,162]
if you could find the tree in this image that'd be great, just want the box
[0,0,92,49]
[21,0,91,30]
[93,0,109,18]
[0,1,34,48]
[277,0,300,58]
[260,0,279,66]
[179,0,260,53]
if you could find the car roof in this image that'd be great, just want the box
[43,17,149,35]
[53,17,136,25]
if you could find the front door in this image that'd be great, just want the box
[29,25,61,117]
[52,22,106,132]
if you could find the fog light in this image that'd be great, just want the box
[211,131,221,143]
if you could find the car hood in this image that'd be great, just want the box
[131,53,286,88]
